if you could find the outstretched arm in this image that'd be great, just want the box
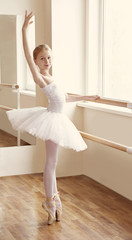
[22,11,45,88]
[65,93,100,102]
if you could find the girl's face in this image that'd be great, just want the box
[34,50,52,73]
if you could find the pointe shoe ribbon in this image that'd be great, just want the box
[42,198,56,225]
[53,192,62,221]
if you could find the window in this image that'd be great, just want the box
[87,0,132,102]
[103,0,132,101]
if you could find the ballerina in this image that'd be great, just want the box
[6,11,100,225]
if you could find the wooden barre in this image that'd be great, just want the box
[0,83,19,89]
[85,98,130,108]
[67,93,132,109]
[0,105,14,111]
[80,131,132,154]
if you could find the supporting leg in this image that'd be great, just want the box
[42,140,59,224]
[43,140,59,198]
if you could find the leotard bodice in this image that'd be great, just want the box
[42,81,65,113]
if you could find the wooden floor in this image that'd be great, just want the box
[0,174,132,240]
[0,129,30,147]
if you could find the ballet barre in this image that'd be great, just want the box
[0,83,19,89]
[85,98,132,109]
[80,131,132,154]
[67,93,132,109]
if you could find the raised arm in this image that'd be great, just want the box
[22,11,45,88]
[65,93,100,102]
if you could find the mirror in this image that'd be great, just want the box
[0,15,36,147]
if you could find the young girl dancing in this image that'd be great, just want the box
[7,11,100,225]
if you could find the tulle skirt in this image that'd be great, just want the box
[6,106,87,152]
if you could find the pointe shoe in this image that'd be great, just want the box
[42,198,56,225]
[53,192,62,222]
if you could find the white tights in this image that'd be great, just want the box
[43,140,59,198]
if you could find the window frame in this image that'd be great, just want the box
[86,0,103,96]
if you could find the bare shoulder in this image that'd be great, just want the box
[42,75,53,84]
[39,75,53,89]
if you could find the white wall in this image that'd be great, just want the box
[52,0,86,94]
[0,145,37,176]
[83,107,132,200]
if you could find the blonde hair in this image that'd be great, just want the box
[33,44,52,59]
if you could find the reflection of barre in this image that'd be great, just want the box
[0,105,14,111]
[0,83,19,89]
[80,131,132,154]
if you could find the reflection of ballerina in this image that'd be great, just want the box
[6,11,100,225]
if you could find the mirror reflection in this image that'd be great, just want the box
[0,15,36,147]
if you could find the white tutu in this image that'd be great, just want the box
[6,82,87,152]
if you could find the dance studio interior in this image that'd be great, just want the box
[0,0,132,239]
